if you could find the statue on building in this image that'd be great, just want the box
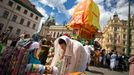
[39,15,56,37]
[45,15,55,27]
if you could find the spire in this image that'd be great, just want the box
[113,11,118,17]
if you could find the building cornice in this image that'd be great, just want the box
[13,0,43,17]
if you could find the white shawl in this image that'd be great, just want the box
[51,36,88,74]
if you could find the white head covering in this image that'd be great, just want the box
[58,36,73,56]
[30,42,39,50]
[50,36,73,67]
[51,36,88,73]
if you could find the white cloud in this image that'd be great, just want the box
[93,0,134,30]
[50,12,55,16]
[75,0,82,3]
[56,22,60,25]
[116,0,126,8]
[39,0,69,16]
[36,7,49,32]
[98,4,112,27]
[36,7,48,19]
[76,0,104,4]
[93,0,104,4]
[113,1,134,20]
[68,6,75,16]
[131,6,134,15]
[106,0,112,7]
[32,0,134,30]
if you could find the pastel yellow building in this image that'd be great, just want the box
[98,14,134,54]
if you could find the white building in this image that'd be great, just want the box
[0,0,43,38]
[40,25,72,40]
[48,25,72,39]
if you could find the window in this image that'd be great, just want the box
[8,1,13,7]
[8,26,13,31]
[107,39,109,43]
[35,16,38,20]
[114,27,117,31]
[118,35,120,43]
[123,34,126,39]
[16,5,21,11]
[123,41,126,45]
[123,28,126,32]
[24,9,28,14]
[30,13,33,17]
[32,24,36,29]
[114,39,117,44]
[123,48,125,52]
[12,15,17,22]
[0,23,4,31]
[114,19,118,23]
[130,34,132,39]
[27,21,31,27]
[20,18,24,25]
[114,33,117,37]
[2,10,9,19]
[132,21,134,26]
[16,29,21,35]
[117,27,120,31]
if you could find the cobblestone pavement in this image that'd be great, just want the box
[85,66,129,75]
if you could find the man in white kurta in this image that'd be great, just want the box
[84,40,94,71]
[50,36,88,75]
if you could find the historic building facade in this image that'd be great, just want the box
[0,0,43,38]
[48,25,72,39]
[40,25,72,40]
[40,16,72,40]
[98,14,134,54]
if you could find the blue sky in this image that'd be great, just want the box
[30,0,134,30]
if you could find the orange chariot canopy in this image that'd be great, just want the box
[67,0,100,39]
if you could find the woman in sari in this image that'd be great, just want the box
[50,36,88,75]
[25,33,45,75]
[29,33,41,64]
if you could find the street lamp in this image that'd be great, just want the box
[126,0,131,56]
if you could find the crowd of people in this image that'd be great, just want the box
[81,40,129,72]
[0,32,134,75]
[89,49,129,71]
[0,32,88,75]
